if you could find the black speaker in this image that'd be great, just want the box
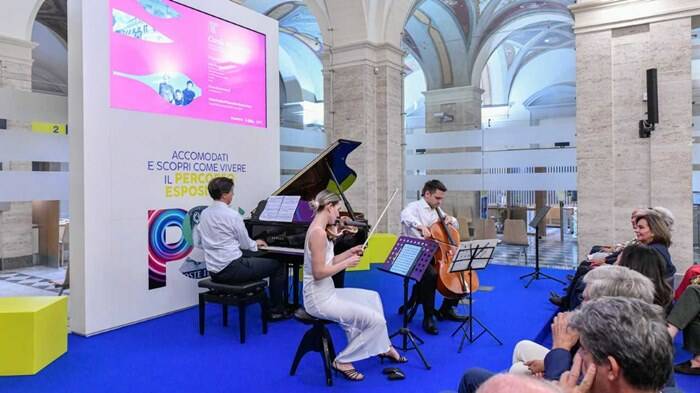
[0,118,6,129]
[646,68,658,124]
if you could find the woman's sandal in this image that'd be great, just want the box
[332,361,365,381]
[378,348,408,364]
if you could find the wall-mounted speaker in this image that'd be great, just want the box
[646,68,658,124]
[639,68,658,138]
[0,118,7,129]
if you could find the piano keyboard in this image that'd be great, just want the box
[259,245,304,256]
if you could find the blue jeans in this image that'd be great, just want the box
[458,368,495,393]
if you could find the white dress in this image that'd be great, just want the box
[303,237,391,363]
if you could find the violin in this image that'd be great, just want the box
[326,217,361,240]
[430,209,479,298]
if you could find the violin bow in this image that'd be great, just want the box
[362,188,399,250]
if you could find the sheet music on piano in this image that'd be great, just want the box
[258,195,301,222]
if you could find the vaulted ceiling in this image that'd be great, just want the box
[402,0,575,108]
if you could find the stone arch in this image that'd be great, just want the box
[25,0,46,41]
[470,11,572,87]
[402,0,475,90]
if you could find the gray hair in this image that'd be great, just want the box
[476,373,561,393]
[569,297,672,391]
[651,206,674,231]
[309,190,341,212]
[582,265,655,304]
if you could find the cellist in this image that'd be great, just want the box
[400,179,468,335]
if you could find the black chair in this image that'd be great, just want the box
[198,278,269,343]
[289,308,337,386]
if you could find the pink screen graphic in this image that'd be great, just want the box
[109,0,267,127]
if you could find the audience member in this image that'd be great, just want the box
[549,208,647,309]
[475,373,561,393]
[565,297,673,393]
[616,244,673,310]
[667,281,700,375]
[632,210,676,279]
[459,266,657,393]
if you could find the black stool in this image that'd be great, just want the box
[198,278,269,343]
[289,308,337,386]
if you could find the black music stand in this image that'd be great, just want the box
[519,207,566,288]
[449,240,503,352]
[379,236,437,370]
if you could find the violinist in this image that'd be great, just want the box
[400,179,467,335]
[304,190,407,381]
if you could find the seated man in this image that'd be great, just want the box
[400,179,466,335]
[458,266,662,393]
[565,296,674,393]
[197,177,289,320]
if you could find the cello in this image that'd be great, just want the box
[430,209,479,298]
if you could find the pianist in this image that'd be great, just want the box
[196,177,290,321]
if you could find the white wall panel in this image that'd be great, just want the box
[0,129,68,162]
[0,87,67,123]
[280,127,327,147]
[483,148,575,168]
[0,172,69,201]
[280,151,319,169]
[69,0,279,335]
[406,153,483,170]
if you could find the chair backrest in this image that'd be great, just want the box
[546,207,561,226]
[503,219,528,246]
[508,207,528,221]
[483,218,497,239]
[474,219,497,240]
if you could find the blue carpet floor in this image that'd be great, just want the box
[1,264,697,393]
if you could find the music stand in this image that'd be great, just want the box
[379,236,437,370]
[449,239,503,352]
[519,207,566,288]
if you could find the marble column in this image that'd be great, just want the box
[323,42,404,232]
[572,0,695,274]
[0,35,36,269]
[421,86,483,224]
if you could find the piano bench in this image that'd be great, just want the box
[289,308,337,386]
[197,278,269,344]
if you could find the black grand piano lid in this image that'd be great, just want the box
[272,139,361,201]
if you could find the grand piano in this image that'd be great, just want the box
[244,139,368,306]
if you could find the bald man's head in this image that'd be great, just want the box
[476,374,561,393]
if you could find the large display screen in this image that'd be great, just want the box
[109,0,267,127]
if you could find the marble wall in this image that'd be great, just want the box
[576,18,693,273]
[0,36,35,268]
[424,86,483,133]
[324,45,404,232]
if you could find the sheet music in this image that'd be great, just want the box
[451,239,499,271]
[390,244,422,276]
[259,195,301,222]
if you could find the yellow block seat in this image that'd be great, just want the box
[349,233,398,271]
[0,296,68,375]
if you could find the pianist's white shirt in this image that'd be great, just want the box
[196,200,258,273]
